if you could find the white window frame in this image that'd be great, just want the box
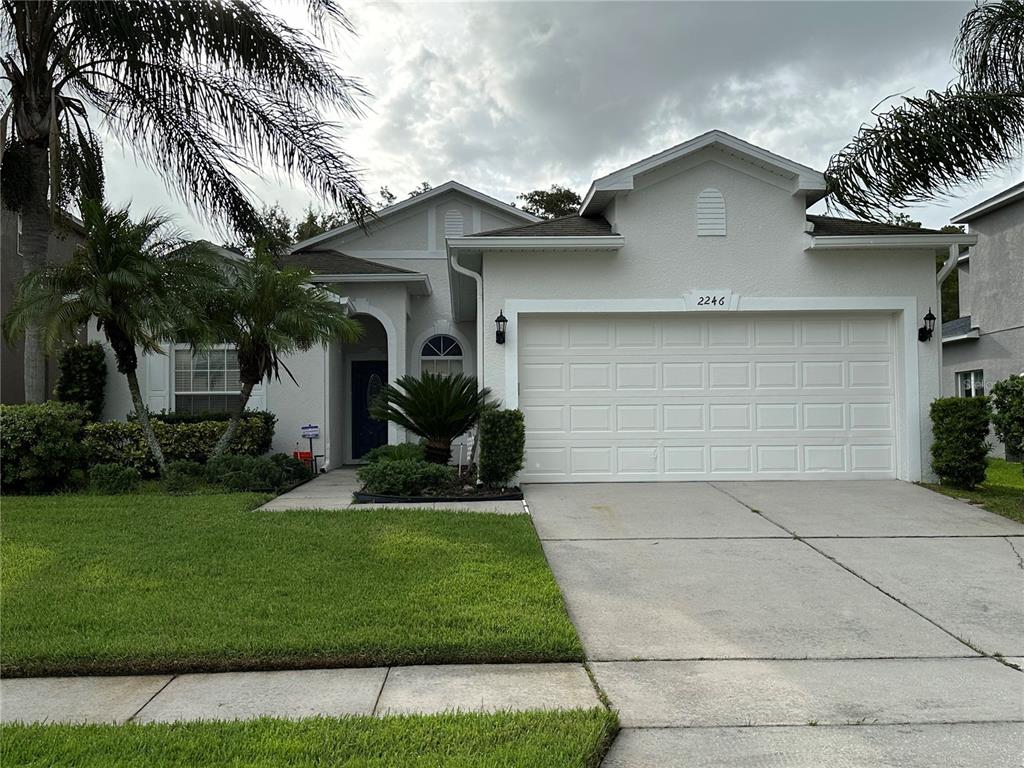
[420,334,464,377]
[957,369,985,398]
[172,344,242,414]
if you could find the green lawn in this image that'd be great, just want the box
[924,458,1024,523]
[1,492,583,677]
[1,710,619,768]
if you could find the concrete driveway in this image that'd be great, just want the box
[524,481,1024,767]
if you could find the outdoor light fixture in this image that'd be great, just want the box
[495,311,508,344]
[918,308,936,342]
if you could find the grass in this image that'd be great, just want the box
[0,492,583,677]
[924,458,1024,523]
[0,710,619,768]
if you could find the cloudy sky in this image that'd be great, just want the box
[102,1,1023,238]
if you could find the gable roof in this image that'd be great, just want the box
[951,181,1024,224]
[581,130,827,216]
[474,214,614,238]
[282,249,416,275]
[289,180,541,253]
[806,215,946,237]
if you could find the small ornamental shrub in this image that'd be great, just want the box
[362,442,426,464]
[0,402,89,493]
[478,409,525,488]
[89,463,141,495]
[358,458,458,497]
[990,375,1024,463]
[205,454,284,492]
[269,452,314,485]
[930,396,992,489]
[55,342,107,420]
[162,460,205,495]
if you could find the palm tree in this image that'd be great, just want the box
[827,0,1024,221]
[3,198,219,471]
[371,373,492,464]
[198,244,363,457]
[0,0,372,402]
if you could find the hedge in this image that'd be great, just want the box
[478,409,525,488]
[990,375,1024,462]
[357,458,457,496]
[84,412,276,477]
[930,396,991,489]
[0,402,89,493]
[55,342,107,420]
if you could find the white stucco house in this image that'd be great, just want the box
[97,130,977,482]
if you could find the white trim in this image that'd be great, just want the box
[942,330,981,344]
[808,234,976,251]
[501,296,922,482]
[411,324,474,378]
[348,299,403,446]
[952,181,1024,223]
[289,181,540,252]
[448,235,625,251]
[311,272,432,296]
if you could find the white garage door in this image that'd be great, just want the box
[517,313,899,482]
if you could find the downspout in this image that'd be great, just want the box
[448,247,485,385]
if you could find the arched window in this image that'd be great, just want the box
[421,334,464,376]
[697,188,726,236]
[444,209,464,238]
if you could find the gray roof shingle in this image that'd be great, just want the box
[474,215,615,238]
[284,250,415,275]
[942,316,975,338]
[807,215,946,237]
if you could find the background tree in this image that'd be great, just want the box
[3,200,218,471]
[890,214,966,323]
[0,0,372,401]
[827,0,1024,221]
[294,205,349,242]
[379,185,397,206]
[408,181,433,197]
[517,184,582,219]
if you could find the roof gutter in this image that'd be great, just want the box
[807,233,977,251]
[448,235,626,251]
[311,272,432,295]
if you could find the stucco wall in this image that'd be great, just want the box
[481,153,942,480]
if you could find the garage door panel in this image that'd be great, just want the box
[518,313,898,481]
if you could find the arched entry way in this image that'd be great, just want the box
[343,313,389,461]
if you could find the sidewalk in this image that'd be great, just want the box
[0,663,600,724]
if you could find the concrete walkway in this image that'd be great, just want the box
[524,480,1024,767]
[0,663,600,724]
[258,467,525,514]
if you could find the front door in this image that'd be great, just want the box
[351,360,388,459]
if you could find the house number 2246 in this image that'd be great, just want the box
[696,295,727,307]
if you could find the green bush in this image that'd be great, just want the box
[362,442,426,464]
[162,460,205,495]
[205,454,284,492]
[990,375,1024,463]
[89,463,141,494]
[84,413,275,476]
[478,409,525,488]
[358,458,458,496]
[55,342,107,420]
[0,402,89,494]
[930,396,992,489]
[269,453,314,485]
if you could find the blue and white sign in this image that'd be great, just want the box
[301,424,320,439]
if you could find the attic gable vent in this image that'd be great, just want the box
[697,188,726,236]
[444,209,464,238]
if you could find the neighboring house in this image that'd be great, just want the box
[1,206,86,404]
[942,182,1024,458]
[96,131,975,482]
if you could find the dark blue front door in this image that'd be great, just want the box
[351,360,387,459]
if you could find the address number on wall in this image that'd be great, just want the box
[684,289,737,310]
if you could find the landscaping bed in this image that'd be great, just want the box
[0,492,583,677]
[352,487,523,504]
[1,709,619,768]
[924,458,1024,523]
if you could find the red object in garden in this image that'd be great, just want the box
[293,451,313,469]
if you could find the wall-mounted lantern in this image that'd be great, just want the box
[495,311,508,344]
[918,308,936,342]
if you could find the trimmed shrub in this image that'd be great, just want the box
[205,454,284,492]
[55,342,107,420]
[269,452,314,485]
[930,396,991,489]
[990,375,1024,463]
[84,412,275,476]
[362,442,426,464]
[358,458,458,497]
[162,460,205,495]
[0,402,89,493]
[477,409,525,488]
[89,463,141,494]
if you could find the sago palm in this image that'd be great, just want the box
[198,244,364,457]
[2,198,220,471]
[0,0,371,401]
[370,373,492,464]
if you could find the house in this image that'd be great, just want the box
[942,182,1024,458]
[97,130,976,481]
[1,207,86,404]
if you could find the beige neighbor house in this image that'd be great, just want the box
[942,182,1024,459]
[95,130,977,482]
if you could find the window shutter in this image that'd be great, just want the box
[697,188,726,236]
[146,349,170,413]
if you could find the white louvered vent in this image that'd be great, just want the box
[444,209,464,238]
[697,188,726,236]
